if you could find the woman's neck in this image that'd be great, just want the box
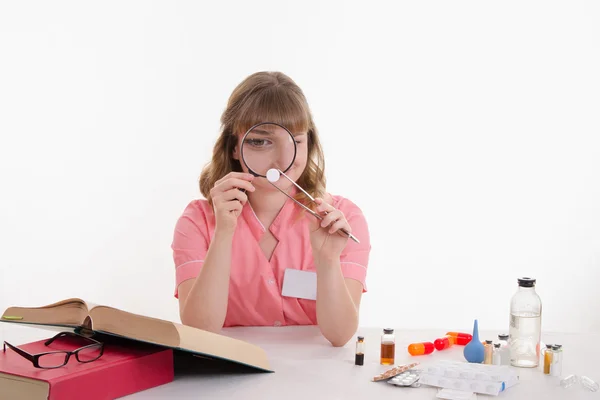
[248,190,289,227]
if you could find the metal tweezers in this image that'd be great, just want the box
[268,169,360,244]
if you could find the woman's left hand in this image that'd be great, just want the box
[309,197,351,262]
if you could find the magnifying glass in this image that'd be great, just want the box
[240,122,359,244]
[240,122,296,178]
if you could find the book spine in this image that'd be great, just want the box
[49,350,174,400]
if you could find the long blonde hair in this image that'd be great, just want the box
[199,71,326,207]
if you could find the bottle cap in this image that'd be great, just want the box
[553,344,562,350]
[498,334,509,340]
[357,336,364,341]
[518,277,536,287]
[494,343,501,348]
[546,344,553,349]
[485,340,493,344]
[383,328,394,334]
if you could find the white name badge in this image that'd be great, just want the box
[281,269,317,300]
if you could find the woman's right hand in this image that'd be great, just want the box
[210,172,255,234]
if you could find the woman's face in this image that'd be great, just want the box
[233,125,308,193]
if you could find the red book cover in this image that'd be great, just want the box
[0,334,174,400]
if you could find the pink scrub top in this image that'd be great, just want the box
[171,192,371,327]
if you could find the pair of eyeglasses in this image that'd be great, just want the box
[3,331,104,369]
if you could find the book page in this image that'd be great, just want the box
[84,301,101,311]
[0,373,50,400]
[175,324,271,371]
[1,298,89,327]
[88,306,180,348]
[87,306,271,372]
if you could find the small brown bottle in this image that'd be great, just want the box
[355,336,365,366]
[380,328,395,365]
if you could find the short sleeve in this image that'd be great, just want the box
[171,201,211,298]
[334,197,371,292]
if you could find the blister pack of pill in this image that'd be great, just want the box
[417,360,519,396]
[372,362,419,382]
[386,369,422,388]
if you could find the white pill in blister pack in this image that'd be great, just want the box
[387,369,422,387]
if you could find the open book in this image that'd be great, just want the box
[0,298,271,372]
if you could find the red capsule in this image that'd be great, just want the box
[408,342,435,356]
[434,335,455,351]
[446,332,473,345]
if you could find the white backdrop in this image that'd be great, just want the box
[1,1,599,338]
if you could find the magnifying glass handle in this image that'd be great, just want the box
[266,180,360,244]
[336,226,360,243]
[274,169,360,243]
[313,208,360,244]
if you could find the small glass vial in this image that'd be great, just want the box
[543,344,553,375]
[498,333,509,347]
[498,334,510,365]
[484,340,493,364]
[493,343,502,365]
[550,344,562,377]
[355,336,365,366]
[581,376,599,392]
[380,328,395,365]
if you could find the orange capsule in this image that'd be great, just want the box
[408,342,435,356]
[446,332,473,346]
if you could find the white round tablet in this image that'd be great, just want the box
[266,168,280,182]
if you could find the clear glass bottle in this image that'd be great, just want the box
[498,333,509,347]
[355,336,365,366]
[543,344,553,374]
[380,328,395,365]
[484,340,493,364]
[498,333,510,365]
[509,277,542,368]
[493,343,502,365]
[550,344,562,376]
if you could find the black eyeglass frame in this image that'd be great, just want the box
[2,331,104,369]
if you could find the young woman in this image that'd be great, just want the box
[171,71,371,346]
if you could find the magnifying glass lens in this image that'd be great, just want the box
[241,123,296,177]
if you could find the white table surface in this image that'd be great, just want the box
[2,325,599,399]
[134,326,599,400]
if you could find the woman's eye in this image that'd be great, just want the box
[248,139,271,147]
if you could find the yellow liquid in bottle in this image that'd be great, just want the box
[380,342,395,365]
[544,350,553,374]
